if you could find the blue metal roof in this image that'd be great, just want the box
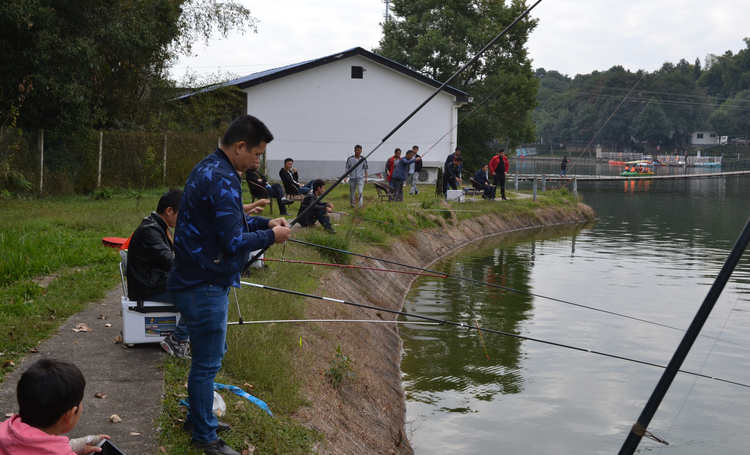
[174,47,469,102]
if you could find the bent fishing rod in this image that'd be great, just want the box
[235,280,750,390]
[286,238,742,346]
[243,0,544,272]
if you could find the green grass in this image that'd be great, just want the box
[0,182,581,452]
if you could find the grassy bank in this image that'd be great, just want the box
[0,183,580,453]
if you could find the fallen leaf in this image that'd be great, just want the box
[2,360,15,368]
[72,323,91,333]
[109,414,122,423]
[159,447,167,454]
[104,323,112,328]
[29,347,39,353]
[243,383,254,390]
[94,392,107,399]
[113,335,122,344]
[129,432,141,436]
[98,314,107,320]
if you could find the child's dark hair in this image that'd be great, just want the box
[156,189,183,214]
[17,359,85,428]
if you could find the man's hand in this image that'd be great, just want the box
[268,217,289,228]
[272,225,291,243]
[243,199,269,215]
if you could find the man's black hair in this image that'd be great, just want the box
[156,189,183,214]
[354,144,362,150]
[394,148,401,153]
[311,179,325,192]
[412,145,419,150]
[222,115,274,148]
[17,359,85,429]
[284,158,294,164]
[499,148,505,153]
[455,146,461,152]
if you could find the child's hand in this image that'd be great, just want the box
[78,435,110,454]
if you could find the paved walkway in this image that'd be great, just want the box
[0,287,164,454]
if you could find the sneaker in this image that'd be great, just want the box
[324,226,336,234]
[161,333,191,360]
[192,438,240,455]
[183,419,231,434]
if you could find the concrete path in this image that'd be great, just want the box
[0,287,164,454]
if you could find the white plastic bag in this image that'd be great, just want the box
[212,391,226,417]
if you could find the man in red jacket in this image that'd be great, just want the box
[385,148,401,182]
[489,149,509,200]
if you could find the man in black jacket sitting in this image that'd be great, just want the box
[473,164,496,200]
[126,189,190,359]
[245,169,293,215]
[297,179,335,233]
[279,158,311,196]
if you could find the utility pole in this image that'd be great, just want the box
[384,0,390,23]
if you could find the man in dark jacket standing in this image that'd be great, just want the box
[127,189,190,358]
[490,149,509,200]
[168,115,290,455]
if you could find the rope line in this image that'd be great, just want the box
[261,257,447,278]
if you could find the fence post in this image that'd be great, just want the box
[532,176,537,201]
[163,132,167,185]
[97,131,103,188]
[572,177,578,196]
[38,129,44,194]
[514,173,519,191]
[541,174,546,192]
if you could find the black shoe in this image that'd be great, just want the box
[192,438,240,455]
[280,198,295,206]
[324,226,336,234]
[183,419,231,434]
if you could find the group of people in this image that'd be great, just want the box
[385,145,422,201]
[443,147,510,201]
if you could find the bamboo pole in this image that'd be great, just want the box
[38,129,44,194]
[97,131,103,188]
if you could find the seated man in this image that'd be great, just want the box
[126,189,190,359]
[0,359,109,455]
[473,164,496,200]
[443,156,462,194]
[279,158,312,197]
[297,179,335,233]
[245,168,293,215]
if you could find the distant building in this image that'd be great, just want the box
[177,47,469,183]
[690,131,719,145]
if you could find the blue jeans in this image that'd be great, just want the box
[149,291,189,342]
[173,284,229,443]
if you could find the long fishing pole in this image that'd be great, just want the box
[237,280,750,389]
[261,257,447,278]
[243,0,544,272]
[619,218,750,454]
[287,238,741,346]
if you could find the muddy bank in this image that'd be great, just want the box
[292,203,595,454]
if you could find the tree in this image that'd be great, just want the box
[377,0,539,171]
[0,0,256,132]
[631,100,672,145]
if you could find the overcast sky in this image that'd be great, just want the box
[171,0,749,83]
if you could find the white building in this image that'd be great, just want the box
[181,47,469,183]
[690,131,719,145]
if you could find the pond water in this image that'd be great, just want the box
[401,174,750,454]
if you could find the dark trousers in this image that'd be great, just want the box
[301,205,332,229]
[476,183,496,200]
[267,183,287,214]
[494,173,506,200]
[443,177,457,195]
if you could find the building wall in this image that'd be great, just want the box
[691,131,719,145]
[244,55,459,182]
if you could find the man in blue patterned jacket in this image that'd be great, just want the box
[168,115,290,455]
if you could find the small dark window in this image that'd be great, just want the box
[351,66,364,79]
[697,133,704,139]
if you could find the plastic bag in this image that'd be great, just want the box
[212,391,226,417]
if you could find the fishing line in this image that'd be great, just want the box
[227,319,438,326]
[237,280,750,389]
[287,238,742,346]
[243,0,545,272]
[261,257,447,278]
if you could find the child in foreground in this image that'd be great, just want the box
[0,358,110,454]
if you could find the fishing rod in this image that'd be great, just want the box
[227,319,438,326]
[619,218,750,454]
[237,280,750,389]
[243,0,545,272]
[287,238,742,346]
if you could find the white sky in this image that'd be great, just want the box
[171,0,750,83]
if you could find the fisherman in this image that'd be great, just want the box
[489,149,509,200]
[560,156,568,177]
[345,144,368,208]
[443,146,463,195]
[385,148,401,183]
[126,189,190,359]
[473,164,496,199]
[279,158,311,196]
[407,145,421,195]
[444,156,462,192]
[168,115,291,455]
[297,179,336,233]
[391,149,421,201]
[245,168,294,216]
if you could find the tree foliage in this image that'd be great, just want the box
[534,38,750,150]
[377,0,539,171]
[0,0,255,132]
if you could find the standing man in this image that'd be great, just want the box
[560,156,568,177]
[490,149,509,201]
[444,147,462,195]
[407,145,421,195]
[391,149,421,202]
[345,144,368,208]
[168,115,291,455]
[385,148,401,183]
